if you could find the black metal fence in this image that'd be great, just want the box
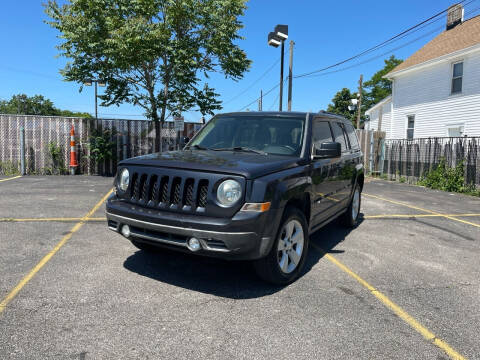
[383,137,480,185]
[0,114,203,176]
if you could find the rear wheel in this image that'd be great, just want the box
[253,207,309,285]
[341,183,361,227]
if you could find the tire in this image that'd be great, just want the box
[253,207,309,285]
[130,238,159,252]
[341,183,361,228]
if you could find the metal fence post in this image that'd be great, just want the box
[122,133,128,160]
[20,126,26,175]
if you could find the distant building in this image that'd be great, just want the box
[366,4,480,139]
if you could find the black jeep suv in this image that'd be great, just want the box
[106,111,364,284]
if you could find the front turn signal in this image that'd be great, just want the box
[241,202,271,212]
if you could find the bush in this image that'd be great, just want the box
[418,158,468,193]
[0,161,20,176]
[47,142,68,175]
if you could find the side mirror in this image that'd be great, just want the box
[314,142,341,158]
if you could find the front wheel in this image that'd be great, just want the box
[341,183,361,227]
[253,207,309,285]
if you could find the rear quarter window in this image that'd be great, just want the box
[344,123,360,150]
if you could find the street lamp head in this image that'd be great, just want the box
[98,80,106,87]
[274,24,288,40]
[350,98,358,106]
[83,79,93,86]
[268,32,281,47]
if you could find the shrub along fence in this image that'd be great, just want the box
[0,114,203,176]
[382,137,480,186]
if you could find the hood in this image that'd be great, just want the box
[119,150,301,179]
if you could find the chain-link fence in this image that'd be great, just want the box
[0,114,203,176]
[383,137,480,185]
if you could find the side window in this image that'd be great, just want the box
[407,115,415,139]
[451,61,463,94]
[331,122,348,152]
[344,123,360,150]
[312,121,333,148]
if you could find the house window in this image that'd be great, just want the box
[407,115,415,139]
[447,125,464,137]
[451,62,463,94]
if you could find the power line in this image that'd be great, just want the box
[222,47,286,106]
[269,93,280,111]
[296,6,480,79]
[237,77,288,111]
[293,0,473,79]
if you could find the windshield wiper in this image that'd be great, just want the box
[188,144,211,150]
[212,147,267,155]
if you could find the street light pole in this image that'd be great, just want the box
[287,40,294,111]
[268,24,289,112]
[83,78,106,120]
[279,40,284,112]
[95,81,98,120]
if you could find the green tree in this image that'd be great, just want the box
[45,0,251,151]
[326,88,360,126]
[363,55,403,108]
[0,93,91,117]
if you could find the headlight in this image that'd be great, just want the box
[118,168,129,192]
[217,179,242,207]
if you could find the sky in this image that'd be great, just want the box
[1,0,479,122]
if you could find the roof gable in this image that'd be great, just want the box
[388,15,480,75]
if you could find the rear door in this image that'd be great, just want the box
[310,119,340,226]
[329,121,353,206]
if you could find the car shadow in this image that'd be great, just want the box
[123,215,364,299]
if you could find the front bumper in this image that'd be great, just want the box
[106,197,279,260]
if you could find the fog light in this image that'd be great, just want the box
[187,237,201,252]
[121,225,131,238]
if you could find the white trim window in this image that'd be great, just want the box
[447,124,464,137]
[451,61,463,94]
[406,115,415,139]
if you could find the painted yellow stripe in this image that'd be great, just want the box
[0,189,113,316]
[0,217,107,223]
[311,243,467,360]
[364,213,480,219]
[0,175,21,183]
[363,193,480,229]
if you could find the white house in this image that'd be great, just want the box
[366,4,480,139]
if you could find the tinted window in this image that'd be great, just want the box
[331,122,348,151]
[312,121,333,148]
[344,123,360,150]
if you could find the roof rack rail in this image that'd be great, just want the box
[318,110,345,118]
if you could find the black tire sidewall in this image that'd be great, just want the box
[256,206,309,284]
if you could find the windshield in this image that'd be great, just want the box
[188,115,305,156]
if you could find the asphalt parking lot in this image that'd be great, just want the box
[0,176,479,359]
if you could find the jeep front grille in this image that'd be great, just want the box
[127,171,210,211]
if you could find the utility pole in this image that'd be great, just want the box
[258,90,263,111]
[288,40,294,111]
[279,40,285,111]
[357,74,363,130]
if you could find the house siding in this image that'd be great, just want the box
[391,49,480,138]
[366,100,392,138]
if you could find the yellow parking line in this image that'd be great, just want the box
[363,193,480,229]
[0,217,107,223]
[0,189,113,316]
[0,175,21,183]
[364,213,480,219]
[311,242,466,360]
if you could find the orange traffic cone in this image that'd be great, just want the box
[69,125,78,175]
